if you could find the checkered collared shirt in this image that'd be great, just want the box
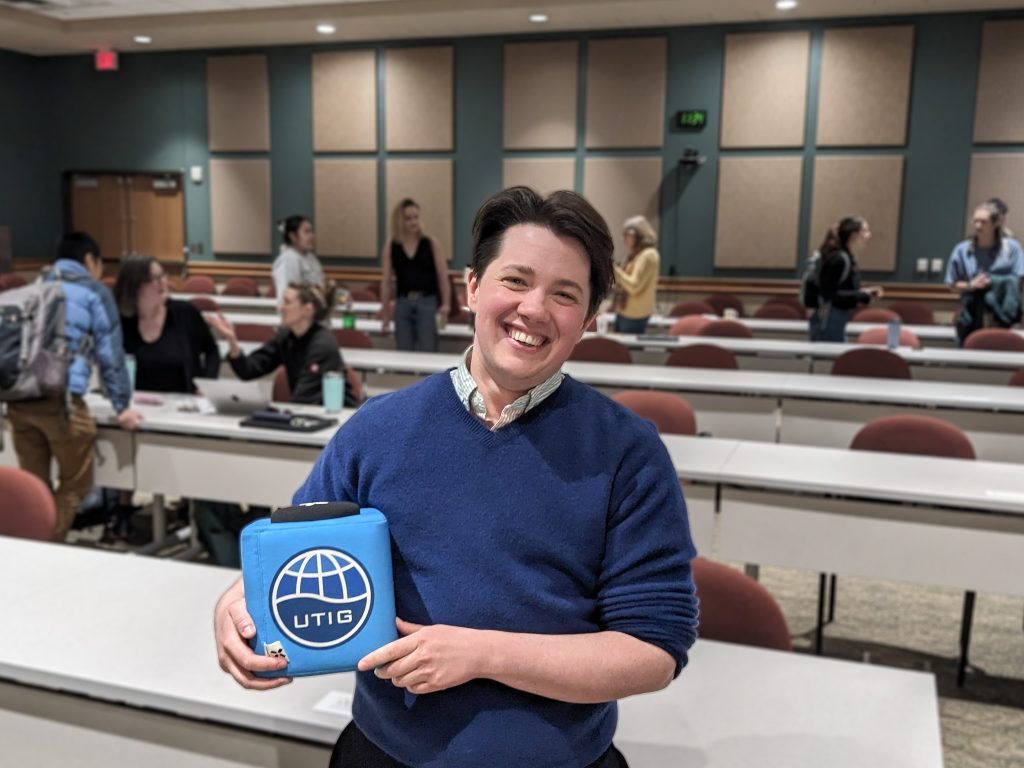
[449,346,564,431]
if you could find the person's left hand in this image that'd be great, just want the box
[357,618,488,695]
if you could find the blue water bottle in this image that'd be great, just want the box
[886,320,901,349]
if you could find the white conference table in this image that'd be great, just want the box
[339,348,1024,462]
[178,292,380,316]
[0,536,944,768]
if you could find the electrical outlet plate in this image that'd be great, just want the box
[930,257,944,274]
[915,258,928,274]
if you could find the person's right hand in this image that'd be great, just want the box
[865,285,884,299]
[970,274,991,291]
[205,312,238,344]
[380,318,391,336]
[214,578,291,690]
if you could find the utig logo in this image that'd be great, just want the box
[270,548,373,648]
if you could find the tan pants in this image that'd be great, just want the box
[7,394,96,542]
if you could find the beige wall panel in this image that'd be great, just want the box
[974,20,1024,143]
[585,37,666,149]
[714,156,803,269]
[207,55,270,152]
[965,153,1024,235]
[209,159,271,255]
[312,50,377,152]
[816,26,914,147]
[502,158,576,198]
[314,159,378,258]
[504,41,579,150]
[582,157,662,261]
[721,31,810,149]
[384,159,453,260]
[808,155,904,272]
[385,47,453,151]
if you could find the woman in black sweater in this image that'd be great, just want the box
[809,216,884,342]
[207,282,353,406]
[115,255,220,393]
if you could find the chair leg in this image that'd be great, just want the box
[957,590,976,687]
[827,574,838,624]
[815,573,827,655]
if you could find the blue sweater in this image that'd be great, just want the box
[294,373,698,768]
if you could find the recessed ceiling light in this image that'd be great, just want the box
[316,23,336,35]
[775,0,798,9]
[133,35,152,44]
[529,13,548,23]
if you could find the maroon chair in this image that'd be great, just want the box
[692,558,792,651]
[363,283,381,299]
[264,282,276,298]
[703,293,745,317]
[1009,369,1024,386]
[668,301,714,318]
[964,328,1024,352]
[611,390,697,436]
[857,326,922,349]
[333,328,374,349]
[763,295,806,317]
[0,466,57,541]
[831,348,911,379]
[348,289,376,302]
[272,366,290,402]
[698,319,753,339]
[183,275,216,294]
[0,273,27,292]
[668,316,711,336]
[851,307,901,323]
[569,337,632,364]
[888,301,935,325]
[189,296,221,313]
[345,367,364,405]
[222,277,259,297]
[753,303,804,320]
[665,344,739,370]
[234,323,276,343]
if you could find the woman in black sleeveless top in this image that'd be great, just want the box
[380,198,451,352]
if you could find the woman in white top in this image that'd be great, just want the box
[272,214,325,299]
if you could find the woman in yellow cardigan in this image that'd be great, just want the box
[613,215,660,333]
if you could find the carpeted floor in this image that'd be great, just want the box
[756,564,1024,768]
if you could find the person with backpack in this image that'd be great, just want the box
[5,232,142,541]
[807,216,882,342]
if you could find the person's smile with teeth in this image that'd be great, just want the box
[508,327,544,347]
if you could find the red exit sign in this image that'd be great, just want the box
[94,50,119,72]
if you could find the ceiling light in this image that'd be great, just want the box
[775,0,798,9]
[316,23,336,35]
[133,35,152,45]
[528,13,548,23]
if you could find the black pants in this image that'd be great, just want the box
[329,721,630,768]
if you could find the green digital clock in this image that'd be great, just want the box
[676,110,707,130]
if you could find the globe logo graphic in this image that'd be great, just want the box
[271,548,373,648]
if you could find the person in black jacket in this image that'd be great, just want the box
[207,282,353,406]
[809,216,883,342]
[115,255,220,394]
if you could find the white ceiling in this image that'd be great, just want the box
[0,0,1015,56]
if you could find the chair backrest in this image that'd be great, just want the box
[272,365,291,402]
[668,301,714,318]
[964,328,1024,352]
[570,337,632,364]
[851,307,900,323]
[189,295,221,313]
[668,315,711,336]
[665,343,739,370]
[234,323,276,343]
[703,293,745,317]
[345,366,364,405]
[831,348,911,379]
[691,557,792,651]
[887,301,935,325]
[363,282,381,298]
[0,466,57,541]
[857,326,921,349]
[183,275,216,294]
[222,277,259,297]
[752,303,804,320]
[611,390,697,435]
[332,328,374,349]
[762,295,806,317]
[264,281,276,298]
[850,414,975,460]
[0,273,27,292]
[349,289,376,302]
[1009,369,1024,387]
[698,319,753,339]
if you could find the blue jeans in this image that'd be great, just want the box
[614,315,649,334]
[808,306,850,342]
[394,295,439,352]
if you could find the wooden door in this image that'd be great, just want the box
[129,174,185,263]
[69,174,129,260]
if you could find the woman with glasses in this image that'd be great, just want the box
[114,254,220,394]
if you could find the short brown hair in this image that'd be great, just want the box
[470,187,614,318]
[288,281,336,324]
